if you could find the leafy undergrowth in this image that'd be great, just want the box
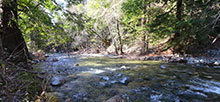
[0,61,52,102]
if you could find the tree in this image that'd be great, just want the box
[172,0,182,53]
[84,0,125,55]
[0,0,29,63]
[122,0,152,53]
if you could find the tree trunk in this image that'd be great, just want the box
[146,5,150,50]
[173,0,182,39]
[176,0,182,20]
[0,0,29,63]
[172,0,182,52]
[141,0,146,53]
[116,20,123,55]
[113,38,118,55]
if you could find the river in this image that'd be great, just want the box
[35,53,220,102]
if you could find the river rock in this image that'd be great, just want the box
[52,58,59,62]
[207,49,220,57]
[120,65,127,70]
[65,74,79,81]
[74,63,79,66]
[187,57,194,64]
[51,76,65,86]
[196,64,200,67]
[120,77,130,85]
[99,82,111,88]
[102,76,110,81]
[65,98,72,102]
[203,76,213,79]
[116,73,122,77]
[187,57,200,64]
[160,65,166,69]
[105,95,128,102]
[144,56,164,61]
[72,92,88,101]
[110,80,117,84]
[214,60,220,65]
[199,58,205,64]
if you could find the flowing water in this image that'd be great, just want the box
[35,53,220,102]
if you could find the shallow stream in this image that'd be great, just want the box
[35,53,220,102]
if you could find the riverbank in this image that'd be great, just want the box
[31,47,220,69]
[71,48,220,69]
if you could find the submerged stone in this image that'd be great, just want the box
[51,76,65,86]
[110,80,117,84]
[99,82,111,88]
[102,76,110,81]
[72,92,88,101]
[116,73,122,77]
[52,58,59,62]
[160,65,166,69]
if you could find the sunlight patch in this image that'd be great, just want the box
[80,69,105,75]
[105,67,118,71]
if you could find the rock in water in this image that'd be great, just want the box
[99,82,111,88]
[52,58,59,62]
[120,65,130,70]
[214,61,220,65]
[102,76,110,81]
[120,65,126,70]
[74,64,79,66]
[51,76,64,86]
[110,80,117,84]
[116,73,122,77]
[187,57,195,64]
[160,65,166,69]
[106,95,128,102]
[120,77,130,85]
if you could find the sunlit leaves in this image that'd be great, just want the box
[17,0,71,50]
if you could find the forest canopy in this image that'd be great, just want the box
[1,0,220,57]
[16,0,220,54]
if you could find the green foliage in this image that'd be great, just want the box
[148,0,219,53]
[18,72,43,100]
[17,0,220,53]
[17,0,82,51]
